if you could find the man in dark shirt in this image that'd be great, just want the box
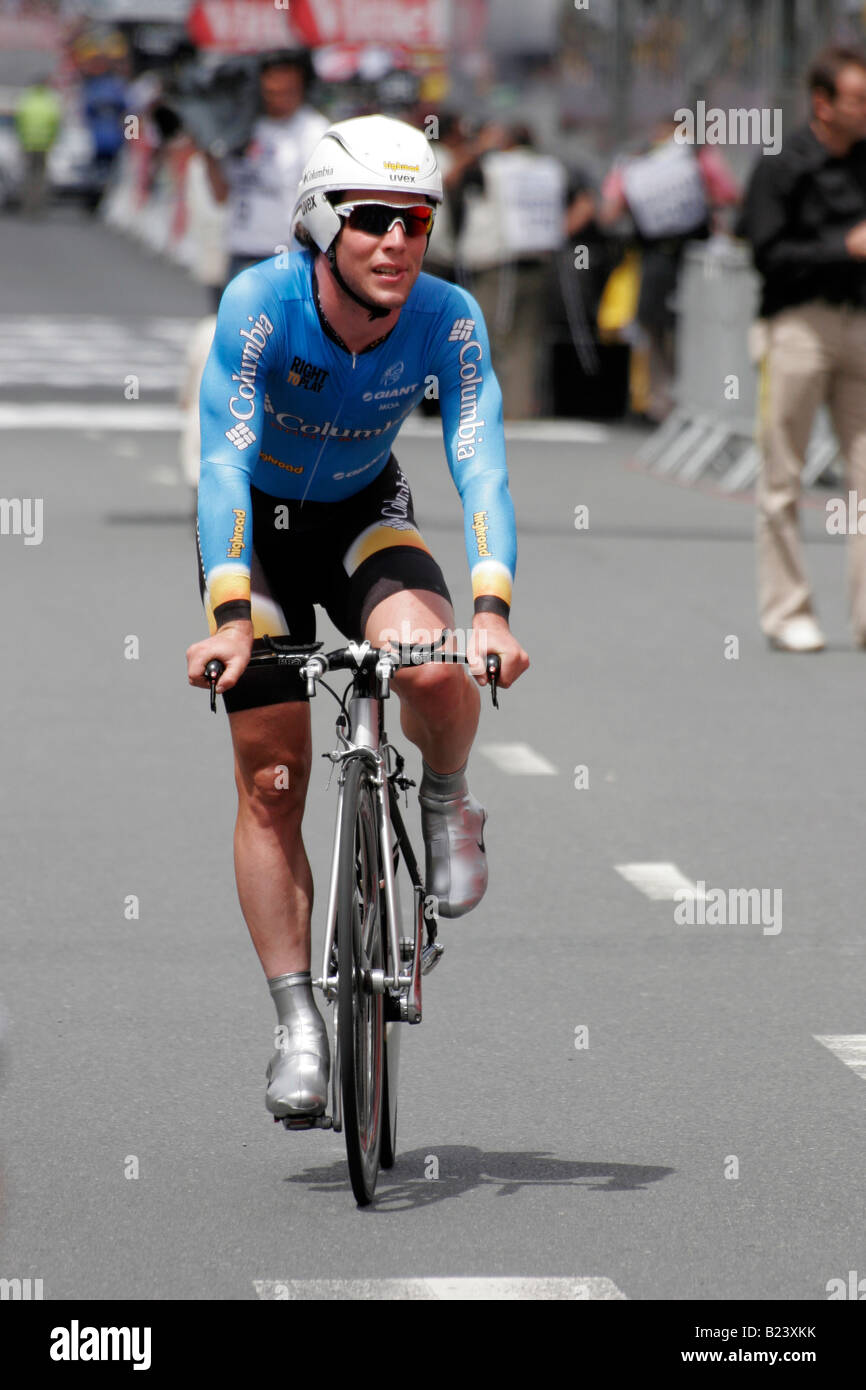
[741,45,866,651]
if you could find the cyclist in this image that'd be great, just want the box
[186,115,529,1121]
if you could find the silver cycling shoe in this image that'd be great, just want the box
[265,1011,330,1118]
[419,784,488,918]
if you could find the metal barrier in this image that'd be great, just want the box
[638,237,843,489]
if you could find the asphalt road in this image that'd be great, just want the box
[1,206,865,1303]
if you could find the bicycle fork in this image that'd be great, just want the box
[315,697,423,1023]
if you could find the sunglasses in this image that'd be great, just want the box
[332,200,435,238]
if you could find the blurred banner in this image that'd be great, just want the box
[187,0,296,51]
[184,0,482,54]
[0,12,62,50]
[291,0,452,48]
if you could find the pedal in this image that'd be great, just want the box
[420,941,445,976]
[278,1113,332,1130]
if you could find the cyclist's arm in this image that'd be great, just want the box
[431,291,517,624]
[197,270,283,629]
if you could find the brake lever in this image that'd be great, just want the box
[486,654,501,708]
[204,658,225,713]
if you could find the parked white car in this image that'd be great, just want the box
[46,114,101,206]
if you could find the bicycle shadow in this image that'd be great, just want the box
[284,1146,674,1211]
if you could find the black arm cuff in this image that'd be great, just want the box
[473,595,510,622]
[214,599,252,628]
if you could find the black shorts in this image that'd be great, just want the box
[197,454,452,712]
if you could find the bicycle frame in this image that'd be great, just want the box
[316,695,424,1027]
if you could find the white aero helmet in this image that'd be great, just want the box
[293,114,443,254]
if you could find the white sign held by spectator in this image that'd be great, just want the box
[622,140,707,239]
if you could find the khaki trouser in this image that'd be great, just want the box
[757,301,866,641]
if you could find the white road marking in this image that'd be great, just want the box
[401,418,609,444]
[0,403,183,430]
[253,1277,626,1300]
[0,391,608,444]
[480,742,557,775]
[0,401,608,441]
[0,315,193,390]
[615,862,703,901]
[814,1035,866,1080]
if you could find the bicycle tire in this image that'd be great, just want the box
[380,796,404,1169]
[380,1020,400,1169]
[337,758,385,1205]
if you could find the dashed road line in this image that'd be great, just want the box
[480,742,557,775]
[615,862,703,901]
[814,1035,866,1080]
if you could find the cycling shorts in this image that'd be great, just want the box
[196,454,452,712]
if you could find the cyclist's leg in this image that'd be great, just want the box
[364,586,480,775]
[364,587,488,917]
[196,499,328,1113]
[229,700,328,1118]
[321,453,480,772]
[228,700,313,978]
[197,515,317,975]
[322,455,487,916]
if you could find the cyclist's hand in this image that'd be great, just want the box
[846,220,866,259]
[186,620,254,693]
[469,614,529,689]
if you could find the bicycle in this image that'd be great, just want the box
[204,633,501,1206]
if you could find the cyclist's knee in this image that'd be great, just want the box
[236,755,310,819]
[394,660,467,707]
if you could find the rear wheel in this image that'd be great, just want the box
[337,759,384,1205]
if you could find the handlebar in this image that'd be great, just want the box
[203,635,502,712]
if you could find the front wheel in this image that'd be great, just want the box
[337,759,385,1205]
[380,1020,400,1168]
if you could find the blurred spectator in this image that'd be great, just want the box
[202,49,328,288]
[548,164,636,419]
[81,50,128,181]
[183,146,228,311]
[456,120,567,418]
[422,111,469,283]
[561,162,620,333]
[14,80,61,216]
[740,45,866,652]
[600,117,739,422]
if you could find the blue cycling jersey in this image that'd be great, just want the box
[197,250,516,627]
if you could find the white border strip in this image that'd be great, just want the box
[0,403,608,442]
[253,1277,626,1300]
[0,403,184,431]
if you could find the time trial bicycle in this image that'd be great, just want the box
[205,633,501,1205]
